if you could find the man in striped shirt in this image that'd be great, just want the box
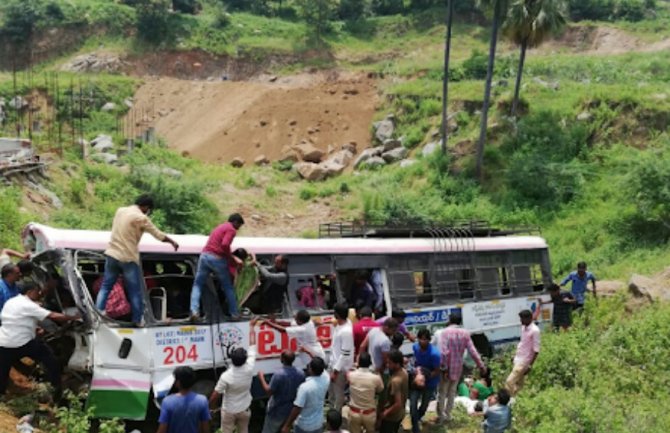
[437,313,487,423]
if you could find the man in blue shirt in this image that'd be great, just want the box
[258,350,305,433]
[481,389,512,433]
[157,366,211,433]
[409,329,441,433]
[282,357,330,433]
[0,264,21,315]
[560,261,596,309]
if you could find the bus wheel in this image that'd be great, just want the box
[471,333,493,359]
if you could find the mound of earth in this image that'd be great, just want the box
[545,24,670,55]
[128,72,378,164]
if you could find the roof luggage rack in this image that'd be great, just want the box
[318,220,539,239]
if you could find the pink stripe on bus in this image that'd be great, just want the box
[91,379,151,389]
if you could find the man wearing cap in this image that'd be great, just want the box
[505,309,540,396]
[0,282,80,399]
[96,194,179,327]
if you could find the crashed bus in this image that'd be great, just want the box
[22,221,552,421]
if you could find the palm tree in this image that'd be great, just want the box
[475,0,510,181]
[504,0,567,116]
[441,0,455,154]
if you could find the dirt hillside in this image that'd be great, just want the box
[544,25,670,54]
[129,72,379,164]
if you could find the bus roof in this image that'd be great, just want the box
[26,223,548,256]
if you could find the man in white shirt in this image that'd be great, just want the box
[329,303,354,410]
[209,320,258,433]
[0,282,80,399]
[263,310,325,368]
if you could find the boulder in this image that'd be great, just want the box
[422,141,440,157]
[295,162,327,181]
[9,96,28,110]
[231,157,245,168]
[124,98,134,109]
[90,135,114,153]
[353,146,384,169]
[294,141,325,163]
[322,161,346,177]
[577,111,593,121]
[91,152,118,165]
[400,159,417,168]
[254,155,270,166]
[342,142,357,154]
[101,102,116,112]
[364,156,386,169]
[279,149,300,163]
[326,149,355,167]
[628,272,670,303]
[382,147,408,163]
[374,117,395,143]
[382,139,402,152]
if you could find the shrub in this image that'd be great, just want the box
[462,50,488,80]
[371,0,404,15]
[1,0,44,43]
[339,0,366,20]
[136,0,171,44]
[299,185,317,200]
[626,148,670,240]
[172,0,200,14]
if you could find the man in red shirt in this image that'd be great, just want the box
[352,306,380,355]
[190,214,244,320]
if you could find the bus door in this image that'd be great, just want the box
[334,255,389,314]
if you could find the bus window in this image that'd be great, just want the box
[458,269,476,300]
[414,271,433,303]
[477,267,511,298]
[142,259,196,322]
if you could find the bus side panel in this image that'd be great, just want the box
[87,367,151,420]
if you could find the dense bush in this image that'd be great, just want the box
[462,50,489,80]
[371,0,404,16]
[626,147,670,241]
[568,0,654,22]
[512,297,670,432]
[136,0,171,44]
[502,111,589,207]
[172,0,200,14]
[0,0,45,43]
[339,0,366,20]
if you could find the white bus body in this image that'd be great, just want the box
[23,223,552,420]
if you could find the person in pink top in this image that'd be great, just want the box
[505,309,540,396]
[190,213,245,320]
[437,313,487,423]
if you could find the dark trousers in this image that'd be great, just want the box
[410,386,435,433]
[380,420,402,433]
[0,339,61,395]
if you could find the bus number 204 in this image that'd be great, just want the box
[163,345,199,364]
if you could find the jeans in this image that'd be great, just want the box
[295,425,323,433]
[261,414,286,433]
[0,339,61,396]
[409,386,435,433]
[96,256,143,323]
[190,253,238,316]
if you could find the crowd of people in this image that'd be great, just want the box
[157,303,533,433]
[0,194,599,433]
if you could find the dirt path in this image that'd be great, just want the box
[542,25,670,55]
[129,71,378,164]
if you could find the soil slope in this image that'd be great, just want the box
[129,72,378,164]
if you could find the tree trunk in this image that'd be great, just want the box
[441,0,454,154]
[475,0,502,181]
[511,38,528,116]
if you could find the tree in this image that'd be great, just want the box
[474,0,509,181]
[339,0,366,20]
[503,0,567,116]
[136,0,171,44]
[1,0,44,44]
[295,0,336,43]
[440,0,455,154]
[371,0,404,15]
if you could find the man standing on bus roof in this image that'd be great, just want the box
[190,213,245,321]
[437,313,487,424]
[96,195,179,327]
[157,366,211,433]
[560,261,596,309]
[505,309,540,396]
[329,303,355,411]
